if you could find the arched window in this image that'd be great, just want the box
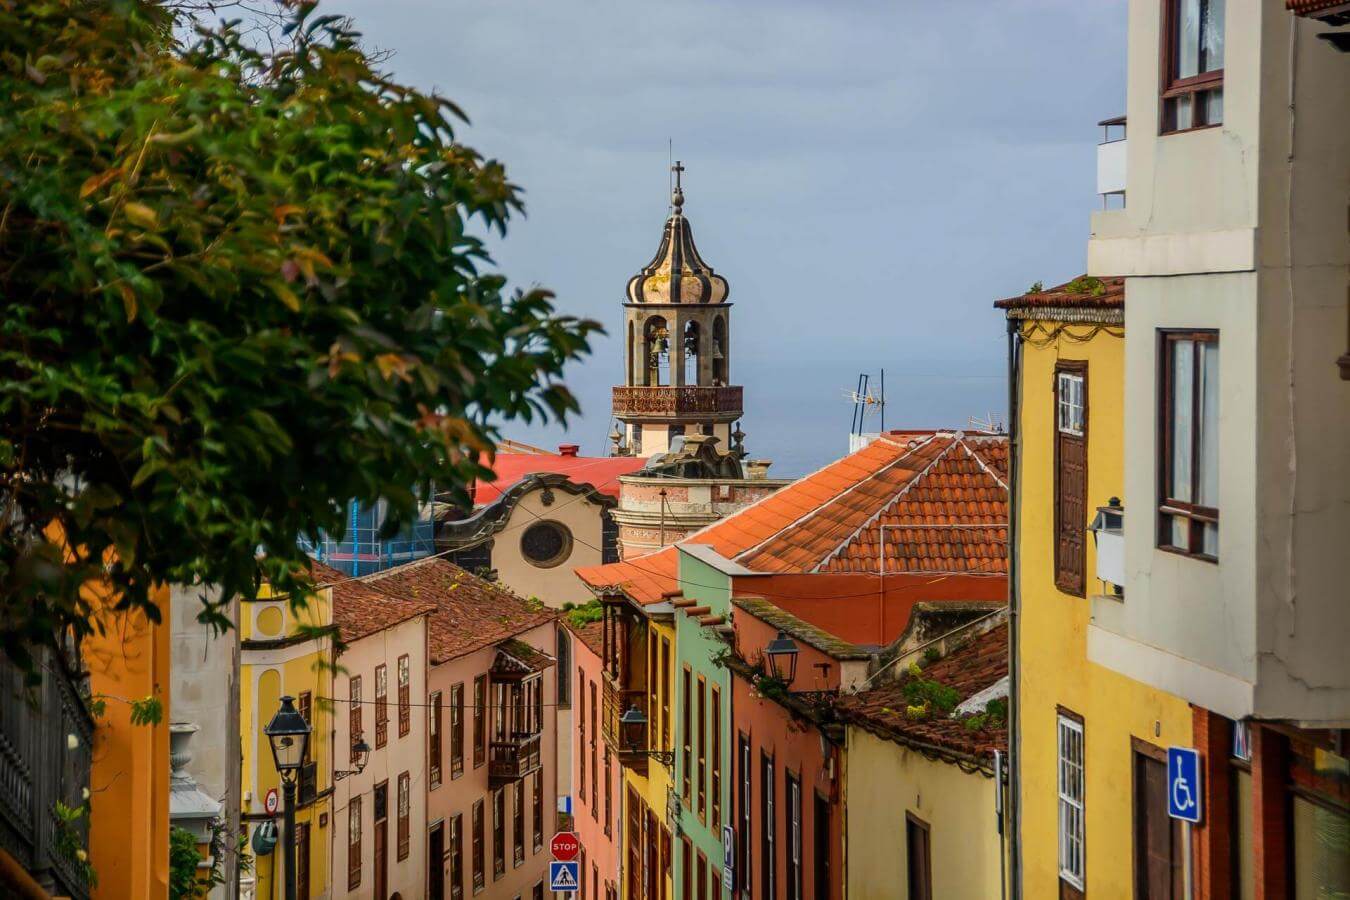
[684,320,701,386]
[627,320,636,386]
[644,317,669,386]
[712,316,727,385]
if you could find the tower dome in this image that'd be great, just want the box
[625,162,729,305]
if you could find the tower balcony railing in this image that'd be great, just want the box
[612,385,743,421]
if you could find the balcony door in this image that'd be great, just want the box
[374,781,389,899]
[1132,740,1182,899]
[429,820,445,900]
[1054,362,1088,595]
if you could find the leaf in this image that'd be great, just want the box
[267,280,301,312]
[80,167,122,198]
[118,283,137,322]
[122,202,158,229]
[273,204,304,225]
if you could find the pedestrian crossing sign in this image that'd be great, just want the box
[550,860,579,892]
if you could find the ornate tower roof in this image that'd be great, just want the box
[626,162,730,305]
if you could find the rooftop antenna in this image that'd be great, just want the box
[668,139,673,213]
[968,412,1005,434]
[844,371,886,451]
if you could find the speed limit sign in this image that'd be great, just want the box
[264,788,279,815]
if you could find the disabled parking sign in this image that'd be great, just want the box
[1167,746,1202,823]
[550,860,579,893]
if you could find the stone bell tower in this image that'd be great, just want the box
[610,162,745,458]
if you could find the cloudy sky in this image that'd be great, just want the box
[327,0,1127,474]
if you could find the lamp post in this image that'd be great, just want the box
[763,631,800,685]
[619,705,674,766]
[265,696,311,900]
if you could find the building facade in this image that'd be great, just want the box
[1079,0,1349,895]
[566,618,624,900]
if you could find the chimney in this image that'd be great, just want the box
[745,459,772,480]
[558,444,580,457]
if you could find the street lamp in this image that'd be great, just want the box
[334,738,371,782]
[265,696,311,900]
[764,631,800,685]
[619,704,674,766]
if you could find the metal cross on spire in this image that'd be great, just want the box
[670,160,685,210]
[671,160,684,189]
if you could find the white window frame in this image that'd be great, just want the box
[1057,714,1086,890]
[766,758,776,900]
[1057,372,1086,436]
[789,777,802,900]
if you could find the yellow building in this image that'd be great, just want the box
[618,615,676,900]
[1000,279,1194,898]
[240,570,335,899]
[84,581,172,898]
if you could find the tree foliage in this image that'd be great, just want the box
[0,0,600,669]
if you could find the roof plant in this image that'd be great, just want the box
[0,0,600,673]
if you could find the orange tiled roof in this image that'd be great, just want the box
[562,619,605,657]
[575,431,1009,604]
[993,275,1124,310]
[837,621,1008,759]
[312,559,436,644]
[360,557,555,665]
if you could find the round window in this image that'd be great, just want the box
[520,520,572,568]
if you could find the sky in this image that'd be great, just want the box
[326,0,1127,476]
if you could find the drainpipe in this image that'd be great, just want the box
[1005,316,1024,899]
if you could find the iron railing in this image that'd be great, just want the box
[612,385,743,420]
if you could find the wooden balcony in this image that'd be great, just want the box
[602,678,650,775]
[612,385,743,422]
[488,731,542,788]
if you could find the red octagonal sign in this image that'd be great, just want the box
[550,831,580,861]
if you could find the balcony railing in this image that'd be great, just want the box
[612,385,743,421]
[1097,116,1127,208]
[601,678,650,773]
[0,644,94,900]
[488,731,542,787]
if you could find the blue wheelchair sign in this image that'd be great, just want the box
[1167,746,1202,823]
[550,861,579,892]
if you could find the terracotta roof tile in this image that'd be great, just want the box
[312,559,436,644]
[575,432,1008,604]
[564,619,605,657]
[492,639,556,676]
[837,622,1008,759]
[993,275,1124,311]
[361,557,555,665]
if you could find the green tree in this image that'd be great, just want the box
[0,1,599,669]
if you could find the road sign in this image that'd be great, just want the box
[557,794,573,815]
[551,831,580,861]
[264,788,279,815]
[550,861,579,892]
[722,825,735,890]
[1167,746,1202,823]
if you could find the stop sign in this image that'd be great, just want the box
[550,831,580,861]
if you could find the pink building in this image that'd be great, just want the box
[563,618,622,900]
[365,558,561,900]
[326,561,435,900]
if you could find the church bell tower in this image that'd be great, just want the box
[611,162,744,458]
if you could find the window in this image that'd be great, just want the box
[520,520,572,568]
[590,681,599,814]
[430,691,443,787]
[534,883,544,900]
[297,692,313,765]
[513,780,525,867]
[661,637,672,752]
[296,822,310,900]
[348,795,362,890]
[375,664,389,748]
[697,676,707,822]
[738,734,752,897]
[579,674,587,801]
[398,654,411,737]
[451,682,465,778]
[1058,712,1086,893]
[906,813,932,900]
[1161,0,1225,132]
[682,666,693,802]
[472,799,485,892]
[697,851,708,900]
[604,749,613,837]
[1055,362,1088,596]
[493,788,506,879]
[349,676,364,763]
[532,769,544,852]
[814,792,830,900]
[1160,331,1220,559]
[786,772,802,900]
[450,814,464,900]
[557,629,571,706]
[681,835,693,900]
[711,685,722,830]
[473,675,486,768]
[581,847,589,898]
[397,771,411,861]
[762,752,776,900]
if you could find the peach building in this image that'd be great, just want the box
[327,561,435,900]
[363,557,561,900]
[563,618,622,900]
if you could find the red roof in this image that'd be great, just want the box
[472,453,648,505]
[575,431,1008,604]
[837,621,1008,759]
[310,560,436,644]
[994,275,1124,310]
[361,557,555,665]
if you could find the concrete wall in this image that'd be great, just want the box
[1089,0,1350,723]
[422,621,558,900]
[844,728,1001,900]
[490,485,607,609]
[331,614,429,899]
[1017,319,1195,898]
[170,584,241,899]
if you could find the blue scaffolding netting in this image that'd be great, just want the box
[299,499,436,576]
